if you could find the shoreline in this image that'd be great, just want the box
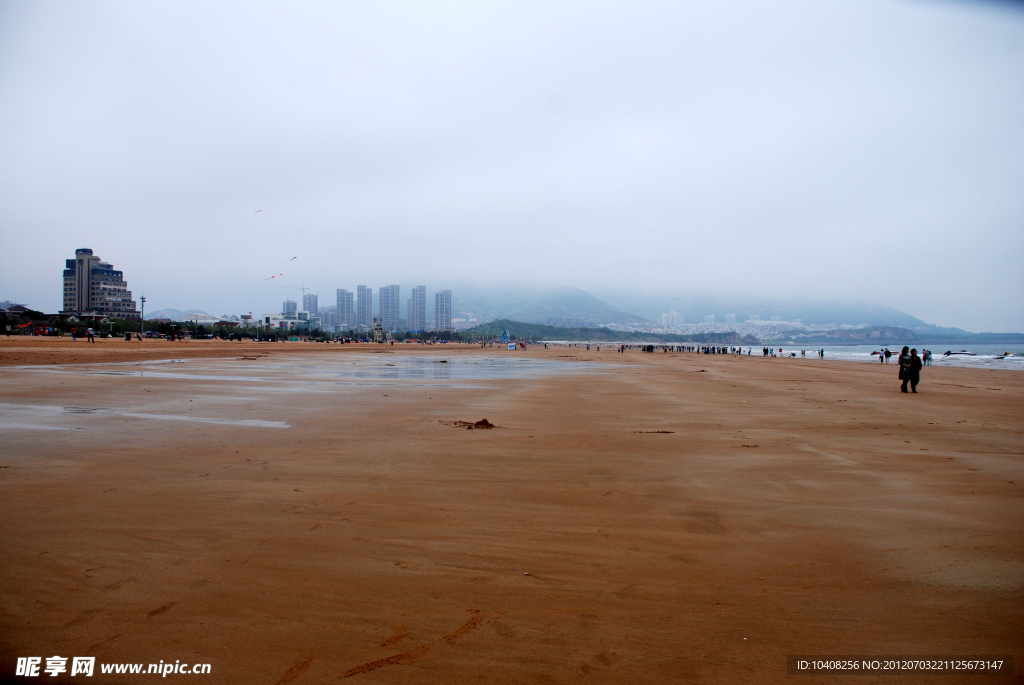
[1,337,1021,373]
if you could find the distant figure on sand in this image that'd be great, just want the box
[908,349,923,393]
[884,348,891,364]
[86,327,95,343]
[898,346,912,393]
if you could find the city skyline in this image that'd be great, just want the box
[7,246,1021,335]
[262,282,453,332]
[4,246,1016,335]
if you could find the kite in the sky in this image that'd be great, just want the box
[263,257,297,280]
[254,209,263,214]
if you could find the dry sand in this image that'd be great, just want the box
[0,338,1021,683]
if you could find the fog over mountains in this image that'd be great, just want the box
[453,287,645,328]
[454,286,953,332]
[148,285,994,335]
[589,290,935,330]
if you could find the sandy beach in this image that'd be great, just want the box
[0,337,1021,683]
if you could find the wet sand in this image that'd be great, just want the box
[1,338,1022,683]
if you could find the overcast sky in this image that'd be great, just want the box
[1,0,1022,331]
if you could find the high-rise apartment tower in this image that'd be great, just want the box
[434,290,452,332]
[408,286,426,333]
[336,289,354,328]
[302,293,318,314]
[378,285,400,332]
[356,286,373,328]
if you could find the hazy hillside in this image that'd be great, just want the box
[454,286,644,327]
[450,286,945,330]
[588,290,935,329]
[463,319,756,344]
[145,308,211,320]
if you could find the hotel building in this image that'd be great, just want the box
[61,248,139,320]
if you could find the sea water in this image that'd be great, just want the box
[541,341,1023,370]
[765,344,1024,370]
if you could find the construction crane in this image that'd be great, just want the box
[278,285,312,297]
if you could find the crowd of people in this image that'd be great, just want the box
[543,341,924,394]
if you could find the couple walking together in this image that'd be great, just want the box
[898,346,922,393]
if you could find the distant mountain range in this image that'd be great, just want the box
[587,290,937,329]
[144,308,211,320]
[451,286,945,330]
[463,319,757,344]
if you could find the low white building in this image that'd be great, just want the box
[261,310,322,331]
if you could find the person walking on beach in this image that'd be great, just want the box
[898,346,912,392]
[884,348,891,364]
[86,327,95,343]
[908,348,923,393]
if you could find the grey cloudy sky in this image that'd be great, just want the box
[1,0,1022,331]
